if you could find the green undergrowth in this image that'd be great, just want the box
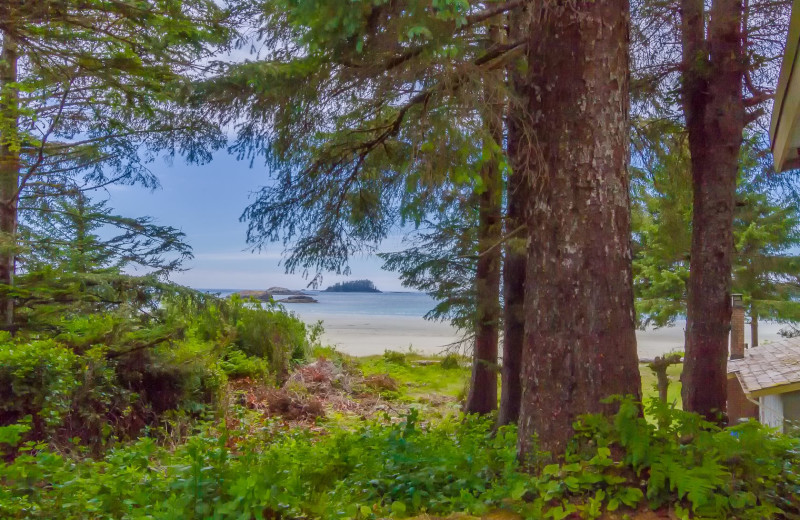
[354,350,683,412]
[357,350,470,404]
[640,362,683,407]
[0,294,314,449]
[2,399,798,519]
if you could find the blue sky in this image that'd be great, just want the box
[106,152,408,291]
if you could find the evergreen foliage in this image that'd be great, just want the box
[204,0,519,280]
[0,293,313,448]
[0,0,234,324]
[632,125,800,332]
[1,400,798,519]
[20,192,193,276]
[324,279,381,293]
[380,190,478,330]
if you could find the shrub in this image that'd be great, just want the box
[2,402,800,519]
[382,350,407,365]
[0,337,80,434]
[439,353,462,369]
[0,410,519,519]
[165,294,311,380]
[219,349,271,380]
[561,398,800,519]
[1,291,315,448]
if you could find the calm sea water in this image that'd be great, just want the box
[200,289,438,317]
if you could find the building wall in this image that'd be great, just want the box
[727,377,758,425]
[760,394,785,431]
[781,390,800,434]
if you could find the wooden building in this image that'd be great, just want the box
[727,295,800,432]
[771,0,800,171]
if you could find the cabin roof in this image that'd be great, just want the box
[728,338,800,397]
[770,0,800,172]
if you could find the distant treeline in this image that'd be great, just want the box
[324,280,381,293]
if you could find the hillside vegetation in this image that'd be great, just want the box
[324,280,382,293]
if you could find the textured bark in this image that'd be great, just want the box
[750,305,758,348]
[498,162,526,425]
[465,24,504,415]
[680,0,745,421]
[516,1,641,459]
[0,33,19,329]
[497,8,527,427]
[648,353,682,404]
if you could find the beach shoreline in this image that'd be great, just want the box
[288,309,789,359]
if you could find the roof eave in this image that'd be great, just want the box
[770,0,800,172]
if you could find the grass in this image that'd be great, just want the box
[357,351,470,403]
[640,362,683,408]
[354,348,684,411]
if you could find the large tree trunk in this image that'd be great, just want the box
[498,8,527,427]
[680,0,745,421]
[516,0,641,459]
[465,24,504,415]
[0,33,19,330]
[497,149,526,425]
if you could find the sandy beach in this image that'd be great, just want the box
[289,307,789,359]
[292,312,466,356]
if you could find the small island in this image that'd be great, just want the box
[324,279,381,293]
[233,287,309,302]
[276,295,318,304]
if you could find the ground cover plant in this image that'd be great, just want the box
[0,293,313,449]
[2,311,798,519]
[1,394,798,519]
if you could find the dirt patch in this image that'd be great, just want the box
[228,378,325,421]
[228,358,412,423]
[265,389,325,421]
[363,373,398,391]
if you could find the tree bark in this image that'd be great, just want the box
[680,0,745,422]
[0,32,19,330]
[498,7,527,427]
[750,303,758,348]
[465,24,504,415]
[648,353,682,404]
[497,147,526,425]
[516,0,641,459]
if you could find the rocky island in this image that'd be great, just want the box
[234,287,318,303]
[324,279,381,293]
[276,295,318,304]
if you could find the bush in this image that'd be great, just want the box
[0,411,520,519]
[166,294,311,380]
[0,291,315,449]
[382,350,407,365]
[0,337,80,433]
[219,349,271,380]
[559,398,800,519]
[439,353,462,370]
[2,401,800,519]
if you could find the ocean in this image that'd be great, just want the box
[200,289,439,318]
[200,288,790,358]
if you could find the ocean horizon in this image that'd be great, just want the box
[197,288,440,318]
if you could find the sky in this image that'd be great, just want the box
[106,152,409,291]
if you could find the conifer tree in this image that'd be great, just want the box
[633,127,800,350]
[208,0,523,415]
[514,0,641,458]
[632,0,792,420]
[213,0,643,455]
[20,192,192,276]
[13,190,193,330]
[0,0,230,327]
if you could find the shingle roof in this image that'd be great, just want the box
[728,338,800,396]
